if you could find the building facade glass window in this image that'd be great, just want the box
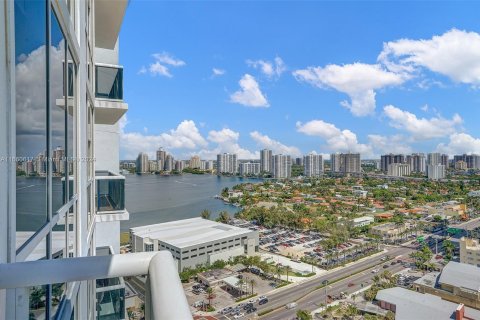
[15,0,48,249]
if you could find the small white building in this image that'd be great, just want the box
[130,218,259,271]
[352,216,374,228]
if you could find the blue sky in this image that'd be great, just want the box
[119,1,480,160]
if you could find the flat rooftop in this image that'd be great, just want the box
[130,217,255,249]
[376,287,480,320]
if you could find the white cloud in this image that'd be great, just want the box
[247,56,286,79]
[250,131,301,157]
[437,133,480,156]
[120,118,207,159]
[293,63,406,116]
[212,68,226,77]
[383,105,462,140]
[379,29,480,85]
[199,128,258,159]
[367,134,412,155]
[296,119,372,155]
[119,119,257,160]
[230,74,269,107]
[140,51,186,77]
[16,41,67,157]
[152,52,186,67]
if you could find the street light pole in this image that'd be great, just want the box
[322,279,329,306]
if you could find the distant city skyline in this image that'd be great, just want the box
[119,2,480,161]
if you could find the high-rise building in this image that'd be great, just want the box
[239,162,260,176]
[330,153,342,173]
[272,154,291,179]
[387,163,411,177]
[190,155,201,169]
[136,152,149,173]
[295,157,304,166]
[260,149,272,173]
[156,147,167,165]
[0,2,190,319]
[441,154,449,167]
[341,153,361,174]
[455,160,468,170]
[427,164,446,180]
[303,154,323,177]
[175,160,186,172]
[164,154,174,172]
[52,146,65,174]
[427,152,442,166]
[217,153,238,175]
[466,154,480,170]
[380,154,404,172]
[407,153,426,173]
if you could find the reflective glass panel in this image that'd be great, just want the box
[15,0,48,248]
[50,11,66,213]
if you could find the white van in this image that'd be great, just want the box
[285,302,297,309]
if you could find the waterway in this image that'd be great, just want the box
[121,174,260,231]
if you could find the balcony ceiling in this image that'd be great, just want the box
[95,0,128,49]
[94,99,128,125]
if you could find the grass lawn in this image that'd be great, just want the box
[120,232,130,245]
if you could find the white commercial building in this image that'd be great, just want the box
[387,163,411,177]
[427,164,446,180]
[239,162,260,176]
[217,153,238,175]
[303,154,323,177]
[272,154,291,179]
[130,218,259,271]
[352,216,374,227]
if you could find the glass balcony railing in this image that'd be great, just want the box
[95,171,125,213]
[95,65,123,100]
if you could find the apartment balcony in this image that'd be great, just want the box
[94,64,128,125]
[0,251,193,320]
[95,0,129,50]
[95,171,129,222]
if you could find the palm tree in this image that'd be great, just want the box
[236,279,245,297]
[285,265,292,282]
[205,287,215,308]
[275,264,282,282]
[250,279,256,295]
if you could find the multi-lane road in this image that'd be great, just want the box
[215,245,414,320]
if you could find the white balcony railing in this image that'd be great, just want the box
[0,251,193,320]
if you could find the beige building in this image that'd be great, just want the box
[456,160,468,170]
[370,223,407,243]
[414,261,480,310]
[460,237,480,267]
[190,155,201,169]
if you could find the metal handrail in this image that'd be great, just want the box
[0,251,192,320]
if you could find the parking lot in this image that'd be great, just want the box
[231,219,376,270]
[184,270,279,316]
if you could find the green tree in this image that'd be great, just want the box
[296,309,312,320]
[200,209,211,220]
[217,210,230,223]
[221,187,229,198]
[250,278,256,295]
[236,278,245,297]
[205,287,215,308]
